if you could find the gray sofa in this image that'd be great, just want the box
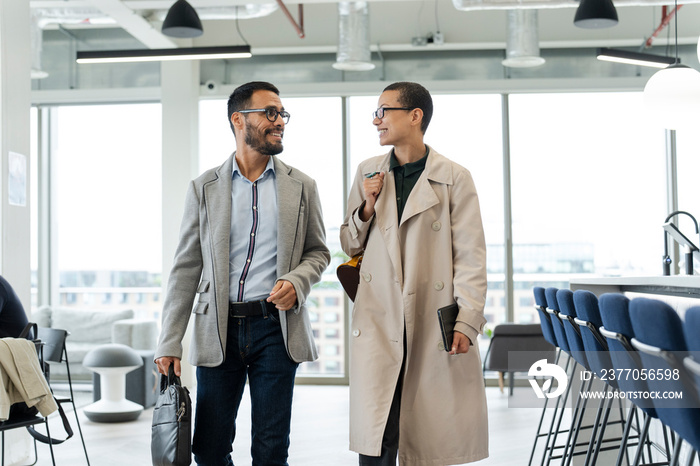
[33,306,158,381]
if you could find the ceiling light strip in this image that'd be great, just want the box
[596,47,677,69]
[76,45,252,64]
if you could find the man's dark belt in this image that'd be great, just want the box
[229,300,277,318]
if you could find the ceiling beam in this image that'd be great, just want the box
[86,0,177,48]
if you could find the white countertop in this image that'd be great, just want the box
[569,276,700,314]
[570,276,700,288]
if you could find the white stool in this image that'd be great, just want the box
[83,343,144,422]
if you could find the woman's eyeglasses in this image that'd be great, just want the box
[372,107,412,120]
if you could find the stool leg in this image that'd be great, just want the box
[669,438,683,466]
[588,390,616,466]
[614,403,637,466]
[541,354,572,466]
[544,357,577,466]
[632,415,651,466]
[562,375,594,466]
[528,349,562,466]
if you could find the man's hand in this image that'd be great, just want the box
[155,356,181,376]
[267,280,297,311]
[449,331,471,355]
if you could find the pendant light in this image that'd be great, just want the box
[573,0,618,29]
[162,0,203,38]
[643,0,700,130]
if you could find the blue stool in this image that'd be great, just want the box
[630,298,700,466]
[572,290,626,466]
[557,289,596,466]
[540,287,581,466]
[529,287,563,466]
[599,293,672,466]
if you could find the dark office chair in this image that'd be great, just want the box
[34,327,90,465]
[630,298,700,466]
[0,323,57,465]
[482,323,555,395]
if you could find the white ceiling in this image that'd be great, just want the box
[30,0,700,55]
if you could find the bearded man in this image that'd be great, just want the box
[155,81,330,466]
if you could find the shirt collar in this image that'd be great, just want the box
[232,155,276,181]
[389,147,429,176]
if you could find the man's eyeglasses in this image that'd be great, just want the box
[372,107,413,120]
[238,108,291,124]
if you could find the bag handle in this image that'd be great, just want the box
[26,400,74,445]
[160,363,182,393]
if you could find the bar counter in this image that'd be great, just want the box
[569,275,700,317]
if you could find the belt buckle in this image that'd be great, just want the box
[230,301,248,318]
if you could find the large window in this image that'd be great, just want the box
[509,92,667,322]
[54,104,163,320]
[199,97,345,378]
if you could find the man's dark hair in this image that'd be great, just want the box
[227,81,280,135]
[383,81,433,134]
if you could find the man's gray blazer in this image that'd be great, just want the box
[155,154,330,366]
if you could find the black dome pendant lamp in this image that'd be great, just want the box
[162,0,204,38]
[574,0,619,29]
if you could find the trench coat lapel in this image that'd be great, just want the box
[399,148,450,228]
[203,154,234,328]
[274,157,302,276]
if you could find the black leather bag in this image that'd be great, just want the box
[336,253,363,302]
[151,365,192,466]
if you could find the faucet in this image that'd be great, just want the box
[663,210,700,275]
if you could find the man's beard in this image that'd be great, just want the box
[244,125,283,156]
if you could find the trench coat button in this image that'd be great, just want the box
[352,329,361,337]
[434,281,444,291]
[432,221,441,231]
[438,341,445,351]
[363,272,372,282]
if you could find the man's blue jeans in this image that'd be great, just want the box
[192,308,298,466]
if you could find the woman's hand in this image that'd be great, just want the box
[360,172,384,221]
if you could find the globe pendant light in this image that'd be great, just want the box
[644,64,700,130]
[574,0,618,29]
[162,0,204,38]
[644,0,700,130]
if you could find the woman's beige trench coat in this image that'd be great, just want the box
[340,147,489,466]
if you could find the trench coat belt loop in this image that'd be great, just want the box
[229,300,276,318]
